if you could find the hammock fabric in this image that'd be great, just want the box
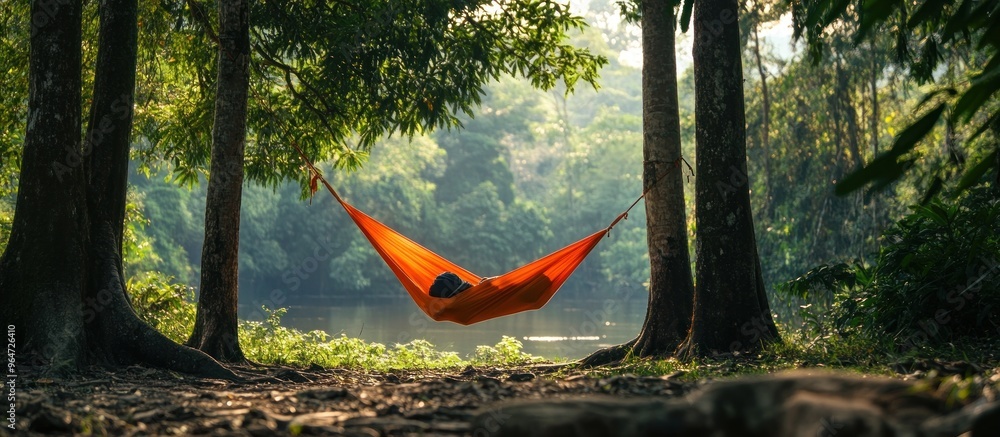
[340,199,608,325]
[296,144,642,325]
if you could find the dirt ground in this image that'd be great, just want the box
[7,358,998,436]
[4,363,702,436]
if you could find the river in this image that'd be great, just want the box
[273,291,648,360]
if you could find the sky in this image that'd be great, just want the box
[567,1,798,73]
[618,13,797,71]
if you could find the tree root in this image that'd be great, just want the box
[88,231,241,382]
[578,339,636,367]
[186,327,251,366]
[122,317,242,381]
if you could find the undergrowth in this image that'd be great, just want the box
[128,272,538,370]
[129,268,998,379]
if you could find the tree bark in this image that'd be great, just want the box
[677,0,779,358]
[0,0,88,366]
[581,0,694,365]
[187,0,251,363]
[0,0,236,379]
[632,0,695,357]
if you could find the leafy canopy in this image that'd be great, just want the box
[792,0,1000,197]
[134,0,607,188]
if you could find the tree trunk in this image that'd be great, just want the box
[0,0,88,366]
[631,0,695,357]
[581,0,694,365]
[677,0,779,358]
[187,0,251,363]
[869,45,880,234]
[0,0,236,379]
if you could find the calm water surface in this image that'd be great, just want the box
[276,291,647,360]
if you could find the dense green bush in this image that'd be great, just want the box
[128,272,198,343]
[781,187,1000,348]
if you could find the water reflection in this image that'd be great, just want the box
[271,292,646,359]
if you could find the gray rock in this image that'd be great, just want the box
[475,370,957,437]
[923,399,1000,437]
[473,397,707,437]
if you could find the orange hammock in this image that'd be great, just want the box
[296,145,653,325]
[340,199,609,325]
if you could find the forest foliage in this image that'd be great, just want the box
[0,0,997,352]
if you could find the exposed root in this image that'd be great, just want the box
[578,339,636,367]
[124,318,242,381]
[89,229,241,382]
[185,328,251,366]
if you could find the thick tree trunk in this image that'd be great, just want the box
[82,0,234,377]
[188,0,251,363]
[0,0,236,380]
[582,0,694,365]
[677,0,779,358]
[0,0,88,367]
[632,0,694,357]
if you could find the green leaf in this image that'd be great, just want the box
[822,0,852,28]
[906,0,945,30]
[900,253,914,268]
[913,204,947,226]
[952,68,1000,123]
[967,110,1000,143]
[889,103,946,157]
[835,104,944,195]
[956,150,998,192]
[941,0,974,43]
[975,5,1000,50]
[914,87,956,112]
[859,0,899,39]
[679,0,694,33]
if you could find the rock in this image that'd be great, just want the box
[923,399,1000,437]
[473,397,706,437]
[476,370,954,437]
[680,370,947,436]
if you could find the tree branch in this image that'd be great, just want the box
[250,41,343,144]
[185,0,219,46]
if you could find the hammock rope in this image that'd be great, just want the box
[288,141,686,325]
